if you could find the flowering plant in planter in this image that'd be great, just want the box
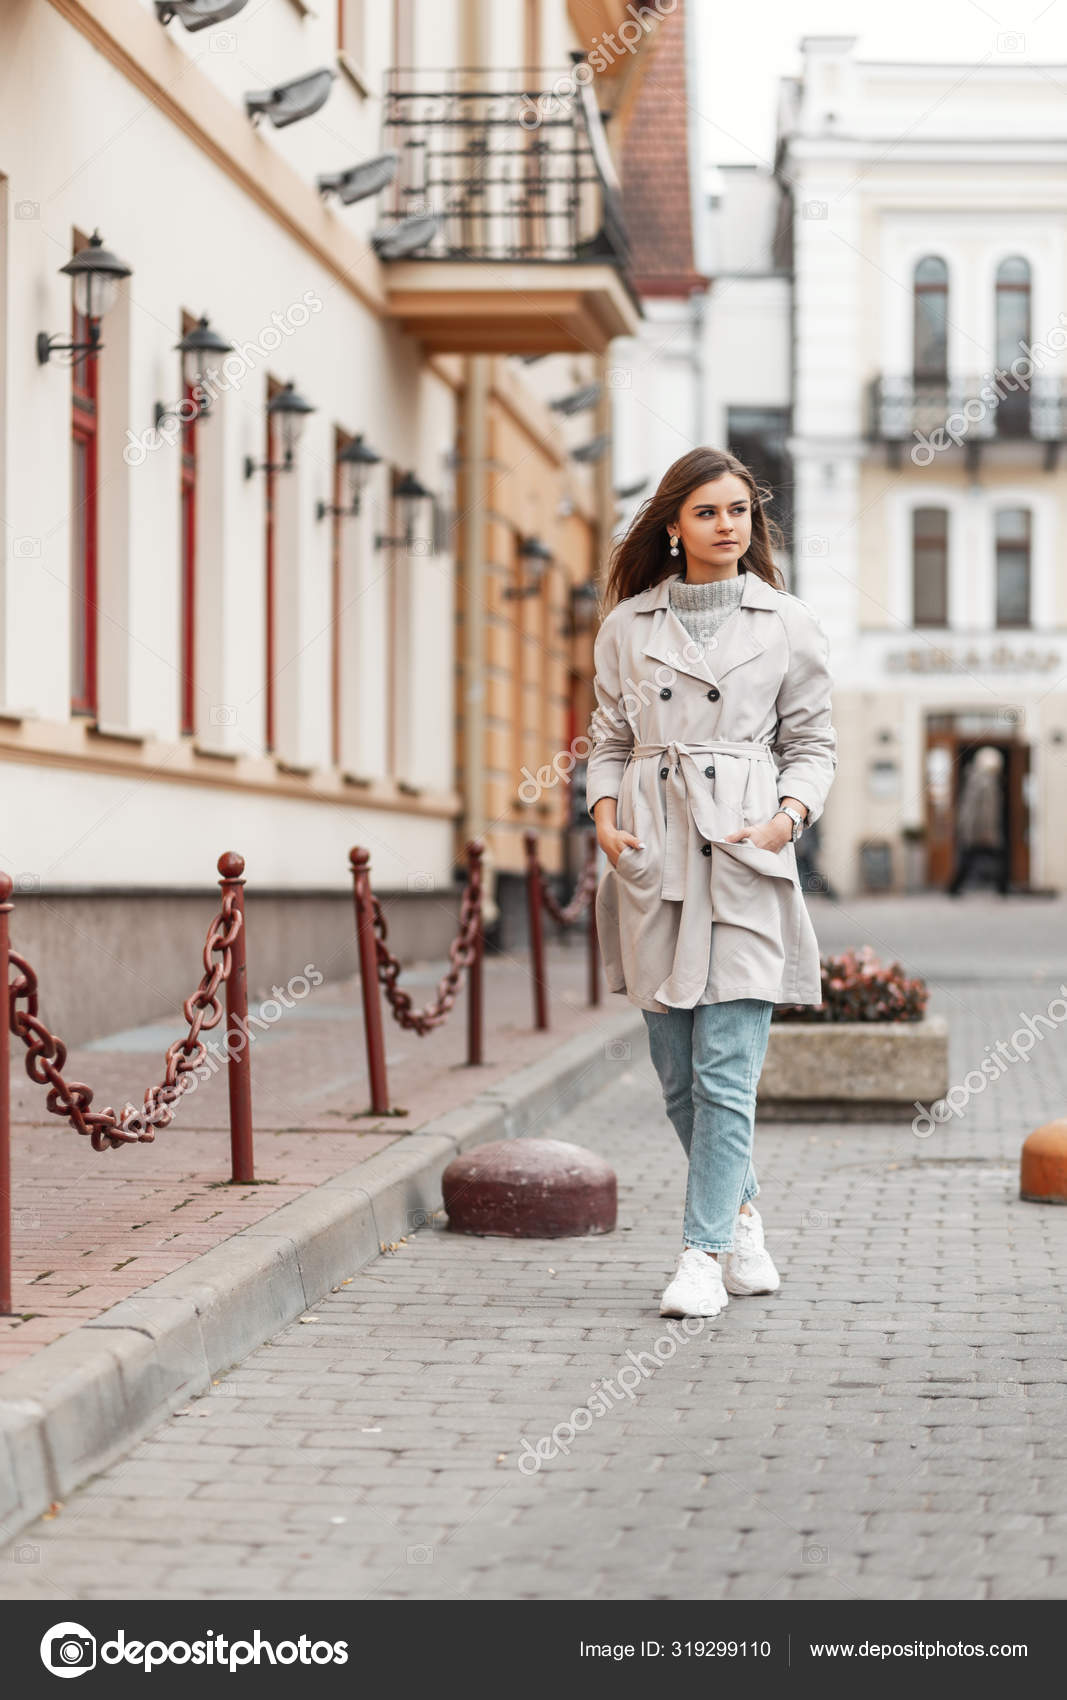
[773,945,928,1024]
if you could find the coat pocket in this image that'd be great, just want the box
[614,840,657,888]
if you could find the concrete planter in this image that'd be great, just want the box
[757,1015,949,1121]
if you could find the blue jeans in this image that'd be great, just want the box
[642,999,774,1254]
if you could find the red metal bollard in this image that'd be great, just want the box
[0,873,12,1315]
[524,830,549,1031]
[466,839,485,1067]
[586,836,601,1008]
[217,853,255,1184]
[349,847,390,1114]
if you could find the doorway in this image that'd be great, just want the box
[923,713,1030,890]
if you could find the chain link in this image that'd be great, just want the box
[540,854,598,927]
[6,891,242,1152]
[370,850,484,1035]
[528,833,598,928]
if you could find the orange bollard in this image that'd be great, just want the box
[1020,1120,1067,1203]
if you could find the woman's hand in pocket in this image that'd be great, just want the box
[724,816,793,854]
[598,824,644,870]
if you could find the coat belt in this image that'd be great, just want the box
[629,739,775,763]
[625,739,776,900]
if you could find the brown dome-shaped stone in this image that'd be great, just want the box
[443,1138,616,1238]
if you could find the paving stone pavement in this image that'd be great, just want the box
[3,896,1067,1601]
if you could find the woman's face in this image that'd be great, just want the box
[670,473,753,573]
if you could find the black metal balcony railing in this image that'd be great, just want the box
[868,374,1067,446]
[379,66,631,268]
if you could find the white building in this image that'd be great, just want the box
[783,36,1067,898]
[0,0,647,1038]
[694,35,1067,897]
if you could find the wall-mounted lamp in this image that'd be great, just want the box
[155,314,233,429]
[568,579,600,634]
[318,153,398,206]
[37,230,132,366]
[316,434,382,521]
[571,432,611,464]
[503,536,553,600]
[550,382,602,417]
[246,69,335,129]
[370,211,445,260]
[374,470,433,550]
[243,381,315,479]
[155,0,248,28]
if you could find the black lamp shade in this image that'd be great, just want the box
[339,434,381,505]
[268,381,316,456]
[519,536,553,568]
[156,0,249,28]
[176,315,233,391]
[60,230,132,321]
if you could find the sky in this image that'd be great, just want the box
[690,0,1067,173]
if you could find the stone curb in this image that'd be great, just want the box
[0,1006,643,1541]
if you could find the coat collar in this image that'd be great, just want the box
[633,568,780,689]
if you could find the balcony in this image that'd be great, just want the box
[867,374,1067,471]
[374,68,641,355]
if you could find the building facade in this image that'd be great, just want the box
[780,35,1067,898]
[0,0,653,1037]
[691,35,1067,897]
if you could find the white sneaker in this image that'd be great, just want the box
[659,1246,729,1318]
[723,1204,780,1295]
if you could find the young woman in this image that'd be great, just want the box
[585,446,837,1319]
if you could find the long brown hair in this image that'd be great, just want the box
[601,446,787,613]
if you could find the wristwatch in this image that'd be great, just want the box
[775,804,805,842]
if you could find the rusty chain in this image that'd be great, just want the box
[369,849,483,1035]
[6,891,242,1152]
[540,853,599,927]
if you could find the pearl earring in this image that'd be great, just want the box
[669,535,679,556]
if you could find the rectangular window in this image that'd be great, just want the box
[179,311,198,736]
[726,406,792,551]
[330,426,346,768]
[912,507,948,627]
[511,536,526,804]
[385,468,400,774]
[995,507,1031,627]
[265,377,281,752]
[70,232,98,715]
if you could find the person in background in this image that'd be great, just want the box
[947,746,1008,896]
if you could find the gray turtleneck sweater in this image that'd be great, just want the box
[668,570,745,649]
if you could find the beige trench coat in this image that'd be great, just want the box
[585,568,837,1012]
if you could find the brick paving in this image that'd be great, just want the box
[1,938,605,1370]
[3,894,1066,1600]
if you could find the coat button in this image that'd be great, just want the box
[659,767,669,779]
[706,686,721,701]
[701,842,713,857]
[660,687,672,699]
[704,765,715,777]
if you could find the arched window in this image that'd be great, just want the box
[913,256,948,382]
[995,256,1032,437]
[994,508,1031,627]
[912,507,948,627]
